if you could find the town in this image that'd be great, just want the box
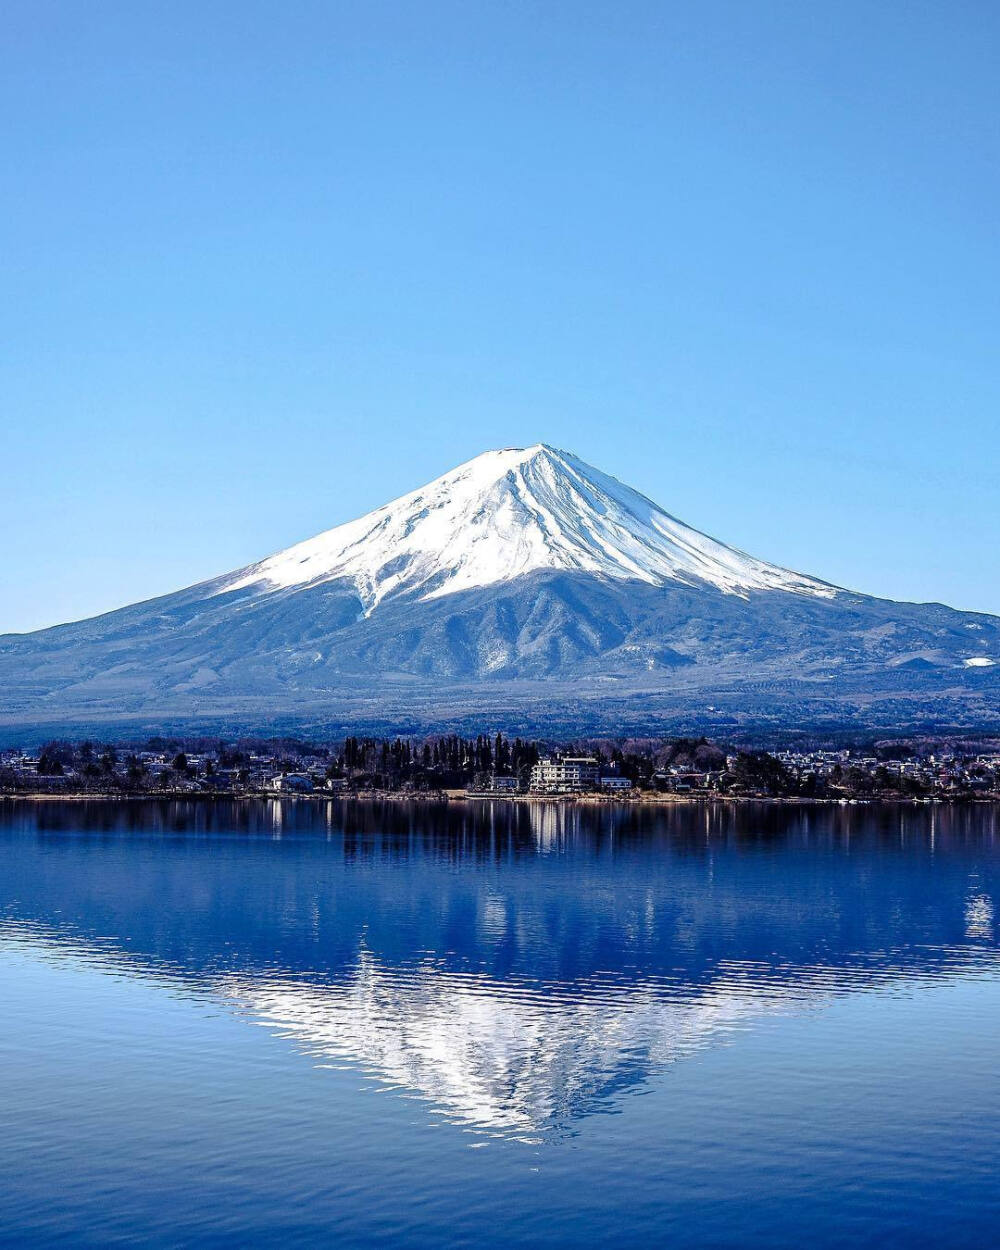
[2,733,1000,801]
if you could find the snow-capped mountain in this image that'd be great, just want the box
[0,444,997,737]
[219,445,834,610]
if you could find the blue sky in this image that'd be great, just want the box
[3,1,998,632]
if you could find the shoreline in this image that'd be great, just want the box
[2,790,997,807]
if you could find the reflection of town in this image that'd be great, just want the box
[1,800,998,1138]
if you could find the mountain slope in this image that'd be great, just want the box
[0,445,997,737]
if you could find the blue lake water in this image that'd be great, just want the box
[1,798,998,1248]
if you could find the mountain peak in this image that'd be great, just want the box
[220,445,835,612]
[434,442,575,482]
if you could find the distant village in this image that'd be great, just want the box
[2,733,1000,801]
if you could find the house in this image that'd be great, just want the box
[599,776,632,791]
[489,775,521,792]
[271,773,314,793]
[465,774,522,795]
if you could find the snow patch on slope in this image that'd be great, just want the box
[220,444,837,613]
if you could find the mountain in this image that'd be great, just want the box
[1,444,998,738]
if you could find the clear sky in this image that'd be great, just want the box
[3,1,998,633]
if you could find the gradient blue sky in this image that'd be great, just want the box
[3,1,998,632]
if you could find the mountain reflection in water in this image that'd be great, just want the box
[1,798,998,1141]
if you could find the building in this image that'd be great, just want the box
[466,774,523,795]
[489,775,521,792]
[599,775,632,791]
[271,773,314,793]
[529,756,599,794]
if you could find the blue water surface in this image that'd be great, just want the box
[0,799,998,1248]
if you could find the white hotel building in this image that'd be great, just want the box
[529,756,600,794]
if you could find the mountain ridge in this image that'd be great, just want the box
[0,445,997,737]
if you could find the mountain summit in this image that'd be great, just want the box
[1,445,997,737]
[219,445,832,611]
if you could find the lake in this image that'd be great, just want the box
[1,798,998,1247]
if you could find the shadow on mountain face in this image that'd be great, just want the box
[2,569,998,739]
